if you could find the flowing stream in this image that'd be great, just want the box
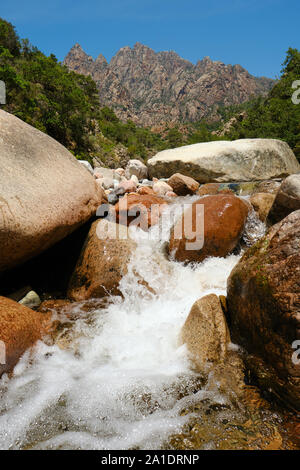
[0,196,288,450]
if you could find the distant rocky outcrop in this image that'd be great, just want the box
[63,43,274,127]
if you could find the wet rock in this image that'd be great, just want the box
[125,159,148,180]
[68,220,136,300]
[0,296,50,376]
[169,194,249,263]
[250,192,276,222]
[168,173,199,196]
[181,294,230,370]
[267,174,300,225]
[153,180,173,196]
[38,299,72,315]
[19,290,41,309]
[148,139,300,182]
[114,193,168,230]
[38,298,108,317]
[227,210,300,410]
[0,110,104,272]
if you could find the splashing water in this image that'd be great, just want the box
[0,197,266,450]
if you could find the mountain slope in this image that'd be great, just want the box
[63,42,274,127]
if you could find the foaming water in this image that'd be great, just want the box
[0,197,263,450]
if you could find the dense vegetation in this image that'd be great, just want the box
[0,17,299,165]
[226,48,300,160]
[0,18,102,157]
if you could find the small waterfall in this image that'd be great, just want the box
[0,197,268,450]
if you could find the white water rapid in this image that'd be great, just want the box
[0,197,266,450]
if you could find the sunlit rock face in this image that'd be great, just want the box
[63,43,274,127]
[0,110,104,272]
[148,139,300,182]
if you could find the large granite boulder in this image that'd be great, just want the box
[148,139,300,183]
[180,294,246,399]
[169,194,249,263]
[0,110,104,272]
[68,219,136,300]
[0,296,50,377]
[267,174,300,225]
[227,210,300,410]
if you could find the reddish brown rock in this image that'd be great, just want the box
[114,193,168,230]
[169,194,249,263]
[68,220,136,301]
[168,173,199,196]
[0,296,50,376]
[197,183,234,196]
[227,210,300,410]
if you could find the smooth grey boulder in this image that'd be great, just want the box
[0,110,104,272]
[148,139,300,183]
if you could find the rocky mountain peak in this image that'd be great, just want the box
[95,53,108,66]
[63,43,275,127]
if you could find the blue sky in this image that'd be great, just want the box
[1,0,299,78]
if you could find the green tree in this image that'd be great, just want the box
[227,48,300,159]
[166,127,183,148]
[0,18,20,56]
